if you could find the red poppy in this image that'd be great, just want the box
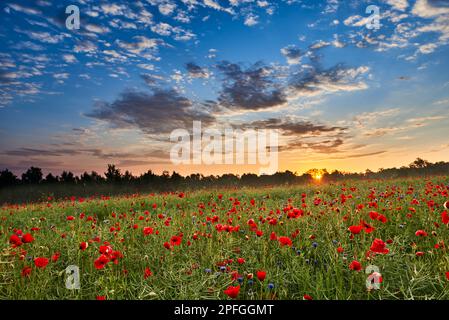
[21,266,32,277]
[94,255,109,270]
[256,270,266,281]
[237,258,245,264]
[34,257,49,269]
[303,294,313,300]
[96,296,106,300]
[349,260,362,271]
[415,230,428,237]
[99,245,113,255]
[441,211,449,225]
[67,216,75,221]
[163,242,171,250]
[144,267,152,279]
[370,238,389,254]
[79,242,88,251]
[22,233,34,243]
[278,236,292,247]
[223,285,240,299]
[415,251,425,257]
[270,232,277,241]
[369,211,379,220]
[445,272,449,281]
[337,246,344,253]
[444,201,449,210]
[348,225,363,234]
[52,252,60,262]
[256,230,263,237]
[170,235,182,246]
[9,234,22,247]
[143,227,154,235]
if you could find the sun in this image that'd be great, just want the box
[313,173,323,181]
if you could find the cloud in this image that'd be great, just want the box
[246,118,347,136]
[85,24,111,34]
[185,62,210,78]
[7,3,42,15]
[116,36,162,56]
[280,45,302,65]
[85,88,216,135]
[412,0,449,18]
[216,61,286,111]
[244,14,259,27]
[385,0,409,11]
[62,54,78,63]
[288,64,370,98]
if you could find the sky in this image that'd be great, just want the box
[0,0,448,177]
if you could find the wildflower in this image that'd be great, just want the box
[34,257,49,269]
[278,236,292,247]
[237,258,245,265]
[170,235,182,246]
[22,233,34,243]
[370,238,389,254]
[223,285,240,299]
[21,266,32,277]
[256,270,266,281]
[348,225,363,234]
[144,267,152,279]
[143,227,154,235]
[51,252,60,262]
[9,234,22,247]
[441,211,449,225]
[268,283,274,289]
[415,230,428,237]
[94,255,109,270]
[79,242,88,251]
[303,294,313,300]
[349,260,362,271]
[67,216,75,221]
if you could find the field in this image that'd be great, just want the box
[1,177,449,300]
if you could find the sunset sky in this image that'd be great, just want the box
[0,0,449,177]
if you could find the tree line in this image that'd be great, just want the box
[1,158,448,190]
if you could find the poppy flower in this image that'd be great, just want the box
[52,252,60,262]
[278,236,292,247]
[144,267,152,279]
[303,294,313,300]
[170,236,182,246]
[445,272,449,281]
[370,238,389,254]
[237,258,245,264]
[223,285,240,299]
[256,230,263,237]
[163,242,171,250]
[96,296,106,300]
[34,257,49,269]
[441,211,449,225]
[348,225,363,234]
[256,270,266,281]
[9,234,22,247]
[94,255,109,270]
[349,260,362,271]
[21,266,32,277]
[99,245,112,255]
[415,230,428,237]
[369,211,379,220]
[415,251,425,257]
[22,233,34,243]
[79,242,88,251]
[270,232,277,241]
[143,227,154,235]
[444,201,449,210]
[67,216,75,221]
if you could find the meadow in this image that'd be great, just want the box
[1,177,449,300]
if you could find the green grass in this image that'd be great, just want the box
[1,177,449,300]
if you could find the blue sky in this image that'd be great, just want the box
[0,0,448,176]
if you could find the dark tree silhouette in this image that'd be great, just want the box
[21,167,43,184]
[0,169,18,187]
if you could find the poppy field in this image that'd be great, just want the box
[1,177,449,300]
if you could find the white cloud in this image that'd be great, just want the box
[62,54,78,63]
[244,14,259,27]
[386,0,408,11]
